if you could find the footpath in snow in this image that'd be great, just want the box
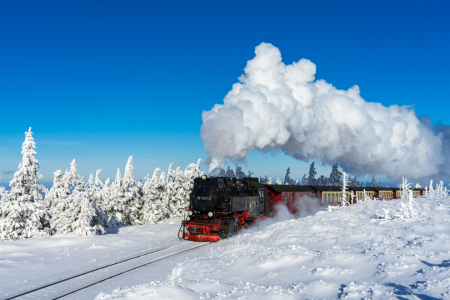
[97,196,450,300]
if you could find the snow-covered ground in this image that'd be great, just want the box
[2,195,450,300]
[98,196,450,300]
[0,219,184,299]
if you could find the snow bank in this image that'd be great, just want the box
[97,196,450,299]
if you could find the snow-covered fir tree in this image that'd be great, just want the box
[225,166,236,178]
[235,166,246,179]
[141,168,168,224]
[284,167,294,185]
[50,163,105,235]
[307,162,317,185]
[247,170,254,178]
[276,177,282,185]
[45,170,69,209]
[109,156,143,226]
[371,175,377,187]
[71,188,106,236]
[329,162,342,186]
[301,174,308,185]
[0,128,53,241]
[316,175,325,186]
[218,168,226,177]
[90,169,108,229]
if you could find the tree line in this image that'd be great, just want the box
[0,128,203,241]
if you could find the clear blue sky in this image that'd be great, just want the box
[1,0,449,188]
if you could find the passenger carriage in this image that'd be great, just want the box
[265,185,316,214]
[347,186,377,203]
[372,187,395,200]
[310,186,343,206]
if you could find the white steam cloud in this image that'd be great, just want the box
[201,43,447,180]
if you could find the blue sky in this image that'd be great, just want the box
[1,0,449,188]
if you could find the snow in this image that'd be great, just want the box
[2,195,450,299]
[98,196,450,299]
[0,219,182,298]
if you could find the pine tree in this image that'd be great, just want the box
[247,170,254,178]
[45,170,69,209]
[90,169,108,228]
[307,162,317,185]
[329,162,343,186]
[371,175,377,187]
[0,128,53,241]
[141,168,168,224]
[284,167,293,185]
[71,188,106,236]
[301,174,308,185]
[111,156,143,225]
[235,165,246,179]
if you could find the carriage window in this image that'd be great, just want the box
[259,189,265,198]
[284,194,288,205]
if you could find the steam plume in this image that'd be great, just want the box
[201,43,447,180]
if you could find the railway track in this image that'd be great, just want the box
[3,241,210,300]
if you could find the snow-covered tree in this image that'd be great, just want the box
[50,167,105,236]
[276,177,282,185]
[90,169,108,228]
[341,172,349,207]
[284,167,294,185]
[316,175,325,186]
[218,168,226,177]
[104,157,143,226]
[225,166,236,178]
[307,162,317,185]
[329,162,342,186]
[247,170,254,178]
[371,175,377,187]
[301,174,308,185]
[45,170,69,209]
[141,168,168,224]
[399,177,412,200]
[0,128,53,241]
[235,165,246,179]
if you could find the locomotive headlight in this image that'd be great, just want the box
[208,212,213,217]
[188,211,193,216]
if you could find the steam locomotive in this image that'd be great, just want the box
[181,175,424,242]
[181,176,267,242]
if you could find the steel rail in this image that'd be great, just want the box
[52,242,209,299]
[2,241,195,300]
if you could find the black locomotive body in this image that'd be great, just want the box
[182,176,267,242]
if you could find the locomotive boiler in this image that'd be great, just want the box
[181,176,267,242]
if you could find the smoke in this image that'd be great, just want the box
[245,196,325,233]
[201,43,449,181]
[294,194,326,218]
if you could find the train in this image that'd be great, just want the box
[180,176,424,242]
